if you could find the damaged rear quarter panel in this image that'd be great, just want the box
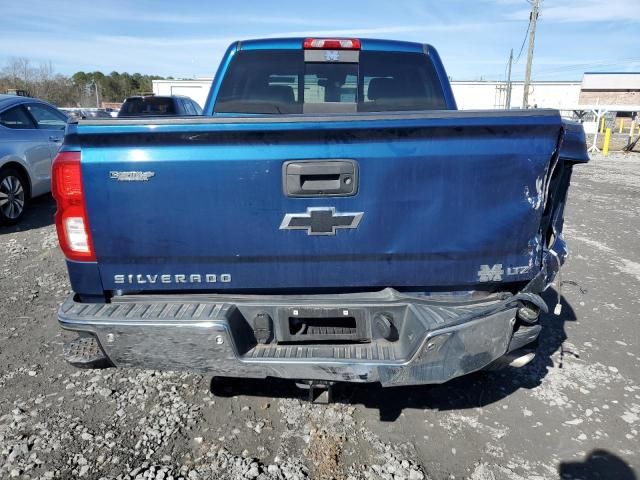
[530,119,589,291]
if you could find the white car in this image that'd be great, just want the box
[0,94,68,224]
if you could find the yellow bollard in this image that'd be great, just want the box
[619,119,624,134]
[603,128,611,156]
[600,117,605,134]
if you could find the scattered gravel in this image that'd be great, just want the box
[2,154,640,479]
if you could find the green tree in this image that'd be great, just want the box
[1,58,169,107]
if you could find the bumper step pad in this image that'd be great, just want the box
[247,342,396,361]
[63,335,112,369]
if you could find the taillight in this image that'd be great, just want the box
[303,38,361,50]
[51,151,96,261]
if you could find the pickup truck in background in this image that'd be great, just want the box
[53,38,588,388]
[117,95,203,117]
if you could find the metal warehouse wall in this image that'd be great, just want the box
[152,79,582,110]
[451,81,581,109]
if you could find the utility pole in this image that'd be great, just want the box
[88,80,100,108]
[505,48,513,109]
[522,0,540,108]
[94,80,100,108]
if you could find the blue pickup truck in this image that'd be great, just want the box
[53,38,588,388]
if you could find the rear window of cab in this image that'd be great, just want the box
[119,97,176,116]
[214,50,448,114]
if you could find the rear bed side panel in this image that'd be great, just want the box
[66,260,104,297]
[74,112,565,293]
[559,120,590,163]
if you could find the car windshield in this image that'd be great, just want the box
[214,49,447,114]
[85,110,112,118]
[119,97,176,116]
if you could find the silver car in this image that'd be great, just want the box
[0,94,68,224]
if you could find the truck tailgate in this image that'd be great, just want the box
[73,110,566,292]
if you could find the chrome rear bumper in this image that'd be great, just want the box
[58,289,542,387]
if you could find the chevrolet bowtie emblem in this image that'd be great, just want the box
[280,207,363,236]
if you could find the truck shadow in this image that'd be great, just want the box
[0,194,55,234]
[558,449,636,480]
[210,288,578,422]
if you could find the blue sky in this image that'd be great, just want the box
[2,0,639,81]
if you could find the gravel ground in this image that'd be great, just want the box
[1,152,639,480]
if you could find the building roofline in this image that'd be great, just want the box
[583,72,640,75]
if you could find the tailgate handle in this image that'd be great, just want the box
[284,160,358,197]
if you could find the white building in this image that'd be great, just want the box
[579,73,640,106]
[452,80,581,110]
[152,79,213,108]
[152,78,582,111]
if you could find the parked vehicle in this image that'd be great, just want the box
[117,95,202,117]
[60,108,113,121]
[0,94,67,224]
[54,38,588,388]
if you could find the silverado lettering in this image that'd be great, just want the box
[113,274,231,284]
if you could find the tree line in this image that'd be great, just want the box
[0,57,170,107]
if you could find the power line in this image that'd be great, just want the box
[534,57,640,75]
[456,55,640,81]
[514,21,530,63]
[515,0,539,64]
